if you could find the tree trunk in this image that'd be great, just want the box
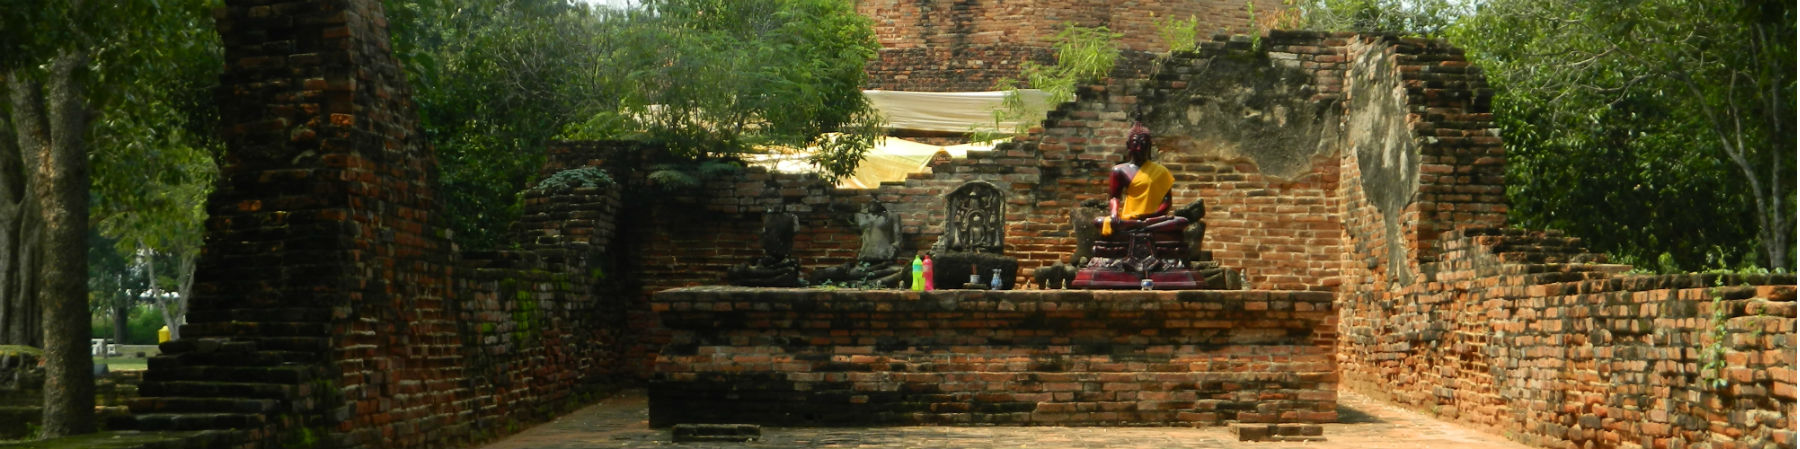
[111,279,127,347]
[0,76,44,349]
[166,248,192,341]
[141,243,165,340]
[12,51,96,438]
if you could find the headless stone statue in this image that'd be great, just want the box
[854,202,901,264]
[809,201,906,288]
[726,207,802,287]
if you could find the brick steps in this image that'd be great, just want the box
[184,307,332,324]
[143,365,320,384]
[119,336,325,435]
[138,380,301,400]
[150,349,321,368]
[181,320,331,339]
[119,412,268,431]
[129,397,281,415]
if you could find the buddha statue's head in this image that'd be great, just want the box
[1125,123,1153,163]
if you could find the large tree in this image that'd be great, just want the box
[5,43,96,440]
[566,0,883,184]
[385,0,608,249]
[1450,0,1794,271]
[3,0,222,437]
[1295,0,1794,271]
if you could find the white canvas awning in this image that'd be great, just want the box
[745,89,1051,188]
[865,89,1053,133]
[748,136,1004,189]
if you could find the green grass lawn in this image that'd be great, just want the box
[92,357,147,371]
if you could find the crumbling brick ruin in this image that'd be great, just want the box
[858,0,1285,92]
[116,0,627,447]
[104,0,1793,448]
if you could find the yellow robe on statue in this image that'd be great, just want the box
[1102,161,1173,236]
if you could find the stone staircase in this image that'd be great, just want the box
[110,308,335,444]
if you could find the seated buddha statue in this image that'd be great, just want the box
[1072,123,1201,289]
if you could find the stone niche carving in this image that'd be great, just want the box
[936,182,1005,254]
[931,182,1017,289]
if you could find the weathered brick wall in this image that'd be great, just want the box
[167,0,455,446]
[651,288,1337,426]
[453,185,626,440]
[1323,34,1799,449]
[858,0,1287,91]
[1337,228,1797,449]
[556,32,1377,298]
[129,1,626,448]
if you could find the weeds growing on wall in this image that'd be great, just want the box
[1155,14,1201,54]
[530,167,616,193]
[978,24,1122,137]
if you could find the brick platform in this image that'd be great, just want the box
[650,288,1337,427]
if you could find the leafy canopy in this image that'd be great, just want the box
[563,0,883,183]
[1290,0,1794,271]
[386,0,607,249]
[981,24,1122,138]
[1448,0,1794,271]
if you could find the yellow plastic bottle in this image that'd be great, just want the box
[910,255,925,291]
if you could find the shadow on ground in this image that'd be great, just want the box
[1336,402,1385,424]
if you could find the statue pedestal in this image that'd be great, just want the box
[1072,267,1200,289]
[1070,225,1204,290]
[724,256,802,287]
[930,252,1017,290]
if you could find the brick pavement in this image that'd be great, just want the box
[478,390,1535,449]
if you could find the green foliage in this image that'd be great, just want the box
[1154,14,1201,54]
[983,24,1122,136]
[1245,1,1263,51]
[279,425,324,449]
[87,229,139,316]
[1698,279,1735,389]
[1450,0,1794,271]
[531,167,615,192]
[88,304,164,345]
[643,160,743,192]
[1290,0,1467,36]
[386,0,606,249]
[1,0,220,347]
[1152,14,1195,54]
[563,0,883,184]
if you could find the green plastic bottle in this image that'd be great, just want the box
[910,255,925,291]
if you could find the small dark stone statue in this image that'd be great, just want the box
[725,207,803,287]
[929,182,1018,289]
[809,201,907,287]
[1032,262,1078,289]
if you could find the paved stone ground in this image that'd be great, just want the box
[478,390,1533,449]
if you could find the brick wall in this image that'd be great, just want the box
[858,0,1287,91]
[126,1,626,448]
[651,288,1337,426]
[554,32,1376,298]
[1323,35,1799,449]
[1337,229,1797,449]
